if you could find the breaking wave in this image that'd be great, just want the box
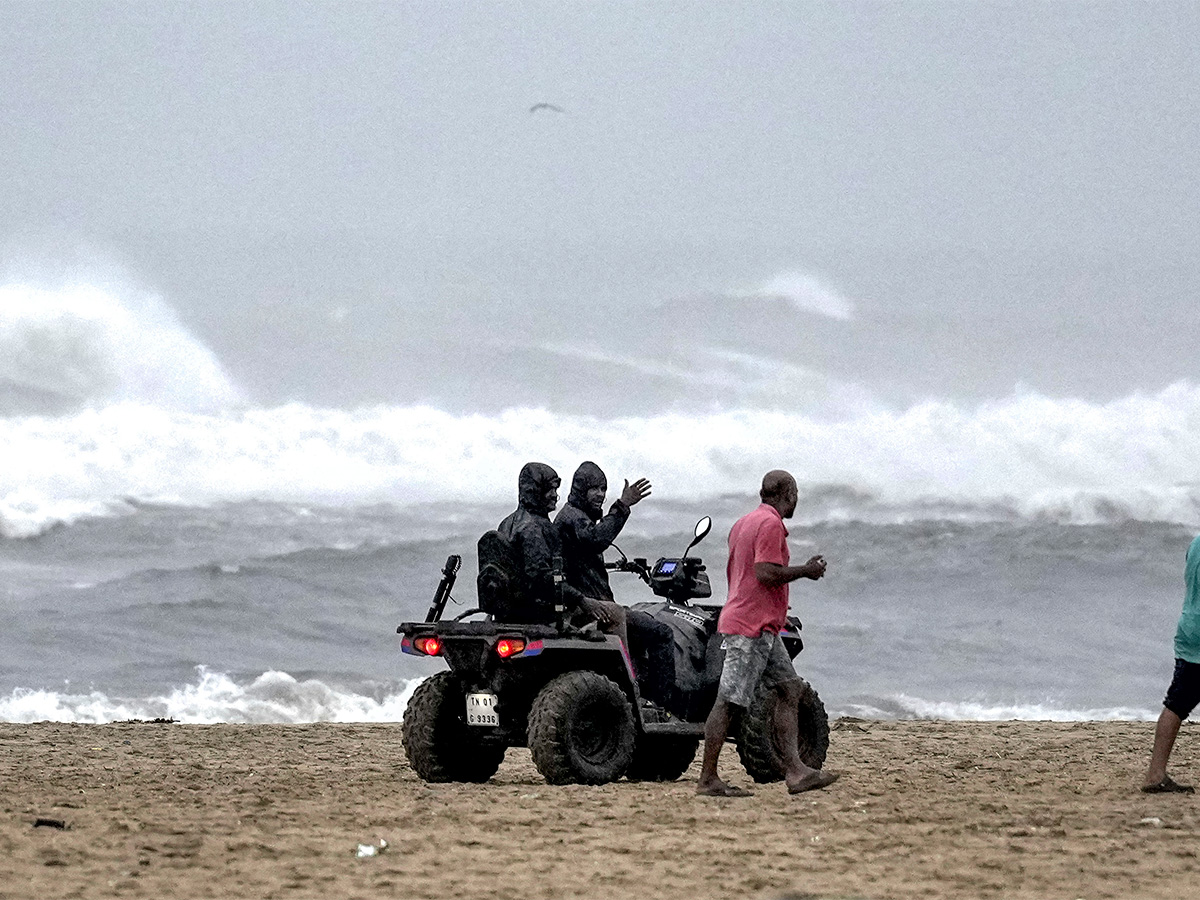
[4,280,1200,537]
[0,281,241,414]
[0,674,1158,724]
[839,694,1158,722]
[732,269,856,321]
[0,668,421,724]
[4,382,1200,537]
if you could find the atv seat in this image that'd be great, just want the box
[398,620,607,641]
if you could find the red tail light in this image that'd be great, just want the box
[414,636,442,656]
[495,638,526,658]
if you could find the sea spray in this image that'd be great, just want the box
[5,383,1200,536]
[0,670,1161,724]
[0,668,423,724]
[0,282,241,413]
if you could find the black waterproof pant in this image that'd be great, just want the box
[626,609,677,708]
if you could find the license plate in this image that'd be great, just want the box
[466,692,499,727]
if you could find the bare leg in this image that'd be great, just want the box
[776,680,839,794]
[775,681,814,784]
[697,698,751,796]
[1144,707,1184,787]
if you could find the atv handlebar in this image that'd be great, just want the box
[605,556,652,584]
[607,554,711,603]
[603,517,714,603]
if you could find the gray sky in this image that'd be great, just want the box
[2,1,1198,411]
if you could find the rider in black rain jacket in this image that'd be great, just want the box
[555,461,677,708]
[496,462,591,624]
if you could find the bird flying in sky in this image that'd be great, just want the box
[529,103,565,114]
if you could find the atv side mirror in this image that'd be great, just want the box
[683,516,712,557]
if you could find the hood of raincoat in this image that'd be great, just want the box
[567,461,607,519]
[517,462,560,515]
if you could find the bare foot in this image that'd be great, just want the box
[696,779,754,797]
[1142,775,1195,794]
[787,770,840,794]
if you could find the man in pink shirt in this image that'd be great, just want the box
[696,470,839,797]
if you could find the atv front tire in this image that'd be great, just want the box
[625,734,700,782]
[527,671,635,785]
[734,678,830,783]
[402,671,506,783]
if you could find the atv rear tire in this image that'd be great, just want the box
[625,734,700,782]
[734,678,829,784]
[527,671,635,785]
[402,671,506,783]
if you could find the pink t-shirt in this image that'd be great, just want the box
[718,503,790,637]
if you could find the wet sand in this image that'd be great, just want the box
[2,720,1198,899]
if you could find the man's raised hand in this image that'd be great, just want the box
[621,478,652,507]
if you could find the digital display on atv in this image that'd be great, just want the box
[655,560,677,576]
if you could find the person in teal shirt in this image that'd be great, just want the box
[1142,534,1200,792]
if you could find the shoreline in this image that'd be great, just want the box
[2,720,1197,899]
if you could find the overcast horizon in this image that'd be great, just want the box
[3,1,1198,414]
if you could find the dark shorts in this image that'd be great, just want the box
[1164,658,1200,720]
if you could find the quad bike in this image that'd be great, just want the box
[397,517,829,785]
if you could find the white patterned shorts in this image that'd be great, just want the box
[717,632,799,708]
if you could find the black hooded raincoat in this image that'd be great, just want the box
[554,461,677,706]
[554,461,630,602]
[497,462,588,623]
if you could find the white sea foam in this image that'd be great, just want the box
[733,269,856,320]
[839,695,1158,722]
[0,668,423,724]
[4,382,1200,536]
[537,343,878,415]
[0,675,1157,724]
[4,280,1200,536]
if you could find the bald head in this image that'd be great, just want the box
[760,469,799,518]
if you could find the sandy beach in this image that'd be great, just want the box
[2,719,1198,899]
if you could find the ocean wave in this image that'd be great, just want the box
[0,668,422,724]
[730,268,856,321]
[839,694,1158,722]
[0,281,240,415]
[0,673,1158,724]
[5,382,1200,536]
